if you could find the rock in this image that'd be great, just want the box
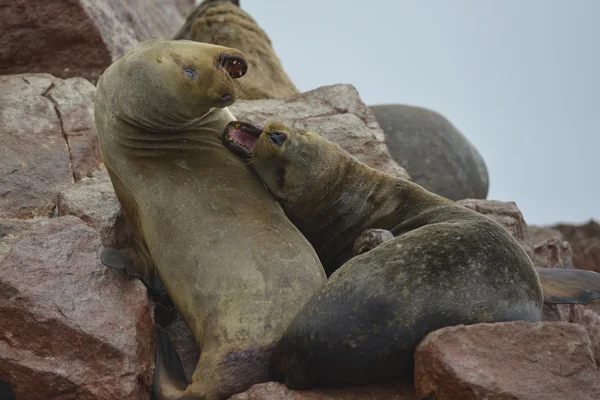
[230,85,410,180]
[584,310,600,369]
[0,216,154,400]
[414,322,600,400]
[1,0,185,82]
[0,74,102,219]
[553,220,600,273]
[457,199,531,250]
[57,169,130,248]
[370,104,489,201]
[228,381,417,400]
[528,225,564,246]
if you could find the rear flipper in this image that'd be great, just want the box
[154,326,189,400]
[352,229,395,256]
[101,247,161,290]
[537,267,600,304]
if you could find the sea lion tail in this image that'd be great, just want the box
[536,267,600,304]
[154,326,189,400]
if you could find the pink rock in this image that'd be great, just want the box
[0,216,154,399]
[1,0,185,82]
[414,322,600,400]
[229,85,410,180]
[228,381,416,400]
[0,74,103,219]
[553,220,600,273]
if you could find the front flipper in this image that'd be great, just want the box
[537,267,600,304]
[101,247,161,290]
[352,229,395,256]
[154,326,189,400]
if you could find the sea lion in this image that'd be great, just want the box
[370,104,489,201]
[174,0,299,100]
[94,41,326,400]
[222,120,600,388]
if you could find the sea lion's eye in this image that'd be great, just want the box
[183,68,196,80]
[276,168,286,187]
[269,131,287,147]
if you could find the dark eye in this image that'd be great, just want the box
[183,68,196,80]
[269,131,287,147]
[276,168,286,187]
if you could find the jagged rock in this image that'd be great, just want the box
[584,310,600,369]
[228,381,417,400]
[457,199,531,250]
[414,322,600,400]
[230,85,411,180]
[553,220,600,273]
[0,74,102,219]
[528,225,564,246]
[371,104,489,201]
[57,169,130,248]
[0,216,154,399]
[1,0,185,82]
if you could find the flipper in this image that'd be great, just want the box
[352,229,395,256]
[101,247,161,290]
[537,267,600,304]
[154,326,189,400]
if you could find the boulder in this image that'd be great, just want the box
[528,225,564,246]
[553,220,600,273]
[414,322,600,400]
[0,216,154,400]
[371,104,489,201]
[1,0,185,82]
[230,85,410,180]
[228,382,417,400]
[584,310,600,369]
[0,74,102,219]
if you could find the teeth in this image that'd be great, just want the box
[233,60,237,65]
[238,71,243,77]
[228,136,233,141]
[235,124,240,129]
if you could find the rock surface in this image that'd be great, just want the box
[230,85,410,180]
[0,74,102,220]
[554,220,600,273]
[414,322,600,400]
[458,199,531,249]
[228,382,417,400]
[371,104,489,201]
[1,0,186,82]
[0,216,154,400]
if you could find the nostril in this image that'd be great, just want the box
[221,93,232,103]
[269,131,287,146]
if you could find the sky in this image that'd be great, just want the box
[237,0,599,226]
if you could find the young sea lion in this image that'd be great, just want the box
[222,120,600,388]
[94,41,326,400]
[174,0,299,100]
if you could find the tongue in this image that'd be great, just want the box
[230,128,258,152]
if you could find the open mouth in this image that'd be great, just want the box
[222,121,262,158]
[217,54,248,79]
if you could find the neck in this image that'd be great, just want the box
[282,146,403,272]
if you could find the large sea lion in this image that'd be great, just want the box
[94,41,326,400]
[222,120,600,388]
[175,0,299,100]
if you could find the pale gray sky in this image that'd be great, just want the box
[240,1,599,226]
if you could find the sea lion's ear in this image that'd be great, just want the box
[154,327,188,400]
[536,267,600,304]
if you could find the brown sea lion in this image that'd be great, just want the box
[94,41,326,400]
[222,120,600,389]
[175,0,299,100]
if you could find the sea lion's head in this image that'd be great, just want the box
[105,40,248,128]
[222,120,340,203]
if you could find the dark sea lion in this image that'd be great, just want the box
[94,41,326,400]
[222,120,600,389]
[175,0,299,100]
